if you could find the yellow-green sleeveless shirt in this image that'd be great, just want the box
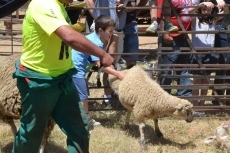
[21,0,74,77]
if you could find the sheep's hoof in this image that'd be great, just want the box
[139,140,147,151]
[156,131,163,138]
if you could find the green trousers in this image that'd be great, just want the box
[12,76,89,153]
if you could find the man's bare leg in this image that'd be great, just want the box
[146,0,159,33]
[146,0,178,33]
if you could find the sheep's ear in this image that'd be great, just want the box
[185,105,192,110]
[175,104,183,110]
[204,136,216,144]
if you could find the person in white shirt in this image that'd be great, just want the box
[189,0,229,106]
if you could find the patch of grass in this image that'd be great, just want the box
[0,115,229,153]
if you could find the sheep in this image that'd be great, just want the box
[108,65,194,149]
[204,122,230,152]
[0,54,22,136]
[0,54,55,153]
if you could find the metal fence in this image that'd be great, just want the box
[1,1,230,114]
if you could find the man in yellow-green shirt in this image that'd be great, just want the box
[12,0,114,153]
[20,0,73,77]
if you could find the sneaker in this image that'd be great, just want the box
[115,62,126,71]
[146,21,158,33]
[88,119,101,130]
[164,21,179,32]
[193,111,205,117]
[118,58,126,64]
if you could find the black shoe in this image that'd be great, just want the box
[102,100,111,107]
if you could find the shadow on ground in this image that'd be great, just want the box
[98,118,197,151]
[1,142,67,153]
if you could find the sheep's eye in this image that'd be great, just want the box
[186,109,192,116]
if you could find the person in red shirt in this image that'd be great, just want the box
[157,0,192,97]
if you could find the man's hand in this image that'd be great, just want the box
[117,3,125,12]
[217,0,226,9]
[100,53,114,67]
[200,2,214,10]
[163,34,173,45]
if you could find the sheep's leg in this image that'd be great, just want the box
[39,118,55,153]
[219,143,225,152]
[8,118,17,137]
[124,110,132,129]
[39,142,45,153]
[138,122,146,150]
[2,116,17,137]
[154,118,163,138]
[39,127,49,153]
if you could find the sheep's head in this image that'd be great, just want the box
[173,102,193,123]
[215,122,229,137]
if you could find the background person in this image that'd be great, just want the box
[157,0,192,97]
[72,15,124,130]
[146,0,179,33]
[192,0,230,106]
[85,0,124,105]
[189,0,228,106]
[118,0,148,68]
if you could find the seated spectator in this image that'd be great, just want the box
[146,0,179,33]
[157,0,192,97]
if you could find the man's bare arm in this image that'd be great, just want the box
[136,0,148,15]
[85,0,95,18]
